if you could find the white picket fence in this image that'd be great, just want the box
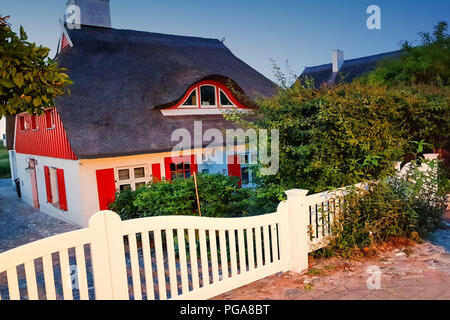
[0,187,354,300]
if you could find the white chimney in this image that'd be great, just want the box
[66,0,111,28]
[332,49,344,73]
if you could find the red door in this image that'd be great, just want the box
[29,159,39,208]
[96,168,116,211]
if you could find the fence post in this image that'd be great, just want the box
[89,211,129,300]
[282,189,310,273]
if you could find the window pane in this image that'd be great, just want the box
[220,90,234,107]
[31,115,38,130]
[135,182,146,189]
[177,163,183,170]
[118,169,130,181]
[183,89,197,106]
[120,184,131,192]
[134,167,145,179]
[184,163,190,170]
[170,163,176,171]
[200,86,216,106]
[241,167,250,185]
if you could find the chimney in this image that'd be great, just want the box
[332,49,344,73]
[66,0,111,28]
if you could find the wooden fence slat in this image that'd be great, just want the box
[177,229,189,294]
[59,249,73,300]
[237,229,246,274]
[246,228,255,271]
[153,230,167,300]
[271,224,279,262]
[128,233,142,300]
[255,226,263,268]
[228,230,238,276]
[209,230,219,283]
[263,225,270,266]
[188,229,200,290]
[6,267,20,300]
[219,230,229,279]
[199,230,210,287]
[75,245,89,300]
[165,229,178,298]
[141,231,155,300]
[42,255,56,300]
[24,260,39,300]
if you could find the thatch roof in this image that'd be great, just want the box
[298,50,402,88]
[54,25,276,159]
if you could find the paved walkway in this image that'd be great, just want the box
[216,206,450,300]
[0,180,79,253]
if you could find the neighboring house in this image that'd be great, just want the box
[6,0,276,227]
[299,49,402,88]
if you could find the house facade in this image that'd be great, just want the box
[7,0,276,227]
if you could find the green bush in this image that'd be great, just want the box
[323,155,448,258]
[109,174,275,220]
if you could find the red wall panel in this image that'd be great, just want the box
[15,109,77,160]
[227,155,242,186]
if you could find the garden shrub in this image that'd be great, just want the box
[109,174,269,220]
[324,155,448,258]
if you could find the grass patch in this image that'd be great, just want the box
[0,145,11,179]
[307,268,324,276]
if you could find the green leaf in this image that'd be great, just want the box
[12,73,24,88]
[0,78,15,88]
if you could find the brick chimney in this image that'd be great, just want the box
[332,49,344,73]
[66,0,111,28]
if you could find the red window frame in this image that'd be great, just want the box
[19,116,26,131]
[45,109,55,129]
[166,80,249,110]
[31,115,38,130]
[164,155,198,182]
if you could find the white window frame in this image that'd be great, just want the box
[115,164,150,192]
[219,89,237,108]
[200,85,218,108]
[178,88,199,109]
[49,167,60,207]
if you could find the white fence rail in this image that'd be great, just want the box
[0,187,353,300]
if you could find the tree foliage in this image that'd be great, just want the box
[366,21,449,86]
[0,16,72,118]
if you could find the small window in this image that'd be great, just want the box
[182,89,198,107]
[116,165,148,192]
[170,162,192,180]
[118,169,130,181]
[241,167,250,185]
[134,167,145,179]
[200,85,216,107]
[220,90,235,107]
[45,110,55,129]
[19,116,26,131]
[31,115,38,130]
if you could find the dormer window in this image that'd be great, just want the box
[160,80,251,116]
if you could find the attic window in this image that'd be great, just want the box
[31,115,38,130]
[45,109,55,129]
[19,116,26,131]
[161,80,251,116]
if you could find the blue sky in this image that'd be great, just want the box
[0,0,449,135]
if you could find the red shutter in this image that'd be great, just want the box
[96,169,116,211]
[44,166,53,203]
[227,155,242,186]
[152,163,162,182]
[56,169,68,211]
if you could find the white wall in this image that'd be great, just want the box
[14,153,84,227]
